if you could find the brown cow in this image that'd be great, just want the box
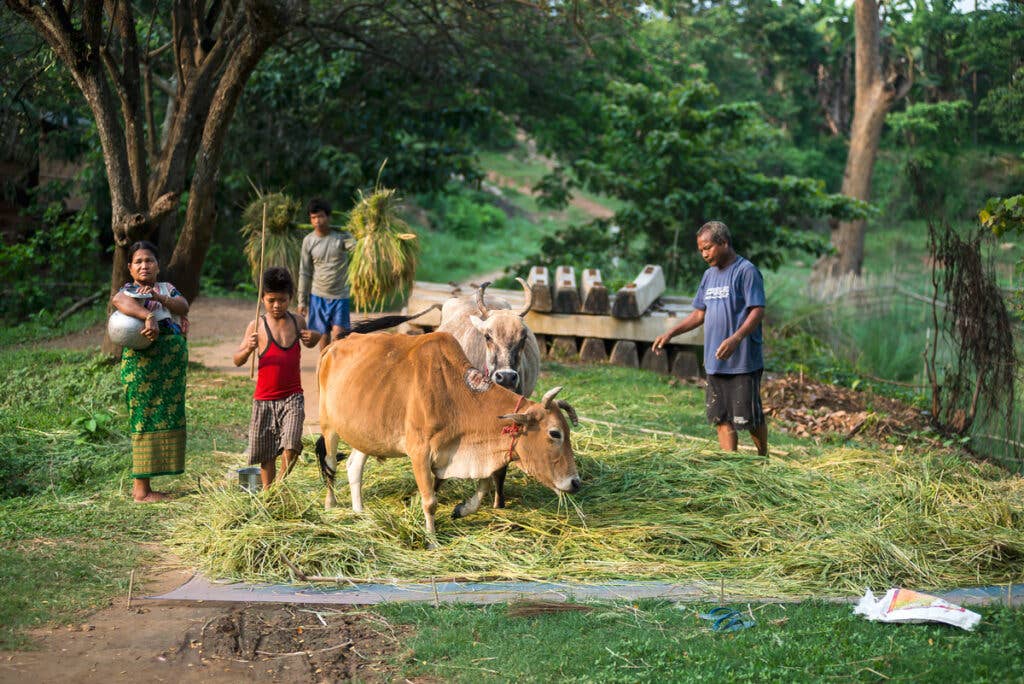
[316,331,580,538]
[437,278,541,508]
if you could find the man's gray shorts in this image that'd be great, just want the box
[706,370,765,429]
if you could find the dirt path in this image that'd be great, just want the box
[0,551,410,683]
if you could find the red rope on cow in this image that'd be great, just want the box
[502,395,526,461]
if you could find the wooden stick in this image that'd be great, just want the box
[250,203,267,379]
[126,569,134,610]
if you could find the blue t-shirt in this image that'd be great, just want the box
[692,255,765,375]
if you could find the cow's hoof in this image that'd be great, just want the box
[452,504,465,519]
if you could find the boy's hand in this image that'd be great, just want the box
[300,329,318,344]
[245,332,258,352]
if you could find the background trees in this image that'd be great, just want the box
[1,0,1021,316]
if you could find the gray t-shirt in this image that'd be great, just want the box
[692,255,765,375]
[297,230,354,305]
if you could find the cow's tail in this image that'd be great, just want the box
[315,434,348,483]
[339,303,441,339]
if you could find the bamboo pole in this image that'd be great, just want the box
[250,204,267,379]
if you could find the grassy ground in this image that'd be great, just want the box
[381,600,1024,682]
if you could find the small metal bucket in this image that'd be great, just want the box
[237,466,262,493]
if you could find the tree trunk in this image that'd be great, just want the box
[816,0,912,278]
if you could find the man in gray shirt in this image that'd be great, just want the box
[652,220,767,456]
[296,198,355,350]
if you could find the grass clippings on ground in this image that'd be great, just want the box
[172,421,1024,597]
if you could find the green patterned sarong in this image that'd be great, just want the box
[121,333,187,478]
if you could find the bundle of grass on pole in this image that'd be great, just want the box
[345,180,418,311]
[240,190,303,286]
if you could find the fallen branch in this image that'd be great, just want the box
[55,290,104,324]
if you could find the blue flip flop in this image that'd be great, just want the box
[698,606,736,621]
[696,606,756,632]
[712,614,756,632]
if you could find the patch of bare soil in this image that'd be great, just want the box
[762,375,930,442]
[167,605,413,682]
[0,560,413,683]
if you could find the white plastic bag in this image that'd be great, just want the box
[854,588,981,631]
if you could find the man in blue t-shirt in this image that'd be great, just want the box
[653,220,768,456]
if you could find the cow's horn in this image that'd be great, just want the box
[516,277,533,318]
[541,386,563,408]
[556,399,579,426]
[475,281,492,318]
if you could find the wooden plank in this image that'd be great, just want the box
[611,265,666,319]
[580,268,609,314]
[526,266,553,313]
[553,265,580,313]
[404,281,702,345]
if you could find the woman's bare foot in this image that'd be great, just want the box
[132,491,170,503]
[133,477,170,502]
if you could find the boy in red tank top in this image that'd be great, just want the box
[233,267,321,489]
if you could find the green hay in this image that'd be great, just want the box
[346,184,418,311]
[240,191,303,286]
[172,427,1024,598]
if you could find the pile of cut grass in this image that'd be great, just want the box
[172,425,1024,597]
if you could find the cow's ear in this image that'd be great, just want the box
[470,315,488,333]
[498,412,530,426]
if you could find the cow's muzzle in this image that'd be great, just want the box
[557,476,582,494]
[492,368,520,392]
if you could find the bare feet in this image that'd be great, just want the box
[132,491,170,503]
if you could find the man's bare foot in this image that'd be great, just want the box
[133,491,170,503]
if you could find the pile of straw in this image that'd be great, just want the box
[345,186,418,311]
[173,426,1024,597]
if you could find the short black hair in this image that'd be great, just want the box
[307,197,331,216]
[262,266,294,297]
[697,220,731,246]
[128,240,159,261]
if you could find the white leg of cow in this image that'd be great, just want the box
[453,478,493,519]
[347,448,368,513]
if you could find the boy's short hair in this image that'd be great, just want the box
[307,198,331,216]
[697,220,731,246]
[262,266,294,297]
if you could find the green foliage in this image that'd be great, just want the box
[559,79,867,284]
[884,101,972,218]
[981,66,1024,144]
[240,191,303,286]
[981,193,1024,318]
[0,195,107,322]
[0,350,126,498]
[419,188,508,238]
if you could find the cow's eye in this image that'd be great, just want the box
[484,334,493,343]
[548,429,562,440]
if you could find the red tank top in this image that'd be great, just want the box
[254,314,303,400]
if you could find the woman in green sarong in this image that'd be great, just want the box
[111,241,190,502]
